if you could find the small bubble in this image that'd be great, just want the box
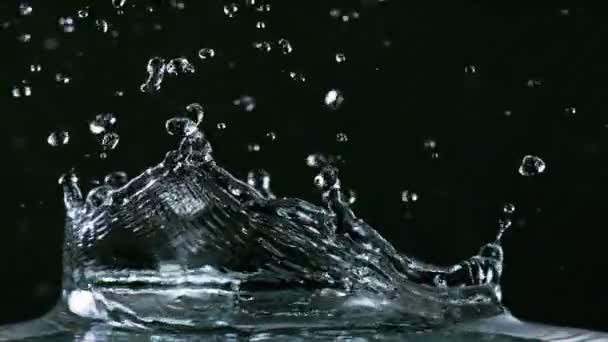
[95,19,109,33]
[104,171,128,188]
[47,130,70,147]
[89,113,117,134]
[166,57,195,75]
[233,95,256,112]
[277,38,293,54]
[198,48,215,60]
[78,8,89,18]
[565,107,577,116]
[503,203,516,215]
[288,71,306,82]
[217,122,227,130]
[324,89,344,110]
[335,53,346,63]
[166,117,198,137]
[19,3,33,16]
[253,41,272,52]
[223,3,239,18]
[336,132,348,142]
[186,103,205,124]
[255,21,266,29]
[266,131,277,141]
[247,143,261,152]
[101,132,120,151]
[518,155,546,176]
[526,79,542,88]
[17,33,32,43]
[54,73,71,84]
[11,81,33,98]
[401,190,419,203]
[58,16,75,32]
[29,64,41,72]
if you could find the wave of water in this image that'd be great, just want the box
[3,119,608,341]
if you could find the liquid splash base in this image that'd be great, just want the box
[3,118,607,341]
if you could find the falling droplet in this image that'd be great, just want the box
[324,89,344,110]
[336,133,348,142]
[401,190,419,203]
[166,57,195,75]
[29,64,42,73]
[11,81,33,98]
[186,103,205,124]
[288,71,306,83]
[335,53,346,63]
[58,16,75,32]
[253,41,272,53]
[89,113,117,135]
[233,95,256,112]
[114,90,124,97]
[54,73,71,84]
[503,203,516,215]
[265,131,277,141]
[198,48,215,60]
[518,155,546,176]
[101,132,120,151]
[345,189,357,205]
[47,130,70,147]
[465,65,477,75]
[217,122,227,130]
[19,3,33,16]
[223,3,239,18]
[423,139,437,150]
[104,171,128,188]
[255,21,266,29]
[565,107,577,116]
[169,0,185,10]
[77,8,89,18]
[112,0,127,8]
[17,33,32,43]
[504,110,512,117]
[247,169,274,198]
[140,57,166,93]
[247,144,261,152]
[165,117,198,137]
[526,79,542,88]
[329,8,341,18]
[277,38,293,54]
[559,8,570,16]
[95,19,109,33]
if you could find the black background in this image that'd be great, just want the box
[2,0,607,332]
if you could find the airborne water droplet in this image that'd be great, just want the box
[253,41,272,53]
[255,21,266,29]
[95,19,109,33]
[401,190,419,203]
[324,89,344,110]
[47,130,70,147]
[186,103,205,124]
[11,81,33,98]
[17,33,32,43]
[336,133,348,142]
[166,57,195,75]
[233,95,256,112]
[112,0,127,9]
[78,8,89,18]
[277,38,293,54]
[223,3,239,18]
[503,203,516,215]
[565,107,577,116]
[54,73,71,84]
[19,3,33,16]
[335,53,346,63]
[198,48,215,60]
[265,131,277,141]
[58,16,75,32]
[217,122,227,130]
[29,64,42,72]
[518,155,546,176]
[140,57,166,93]
[165,117,198,136]
[247,143,261,152]
[288,71,306,83]
[101,132,120,150]
[464,65,477,75]
[89,113,117,134]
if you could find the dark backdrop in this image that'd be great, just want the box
[2,0,607,332]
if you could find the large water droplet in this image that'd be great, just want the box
[198,48,215,60]
[186,103,205,124]
[47,130,70,147]
[101,132,120,150]
[324,89,344,110]
[233,95,256,112]
[89,113,117,135]
[95,19,109,33]
[11,81,33,98]
[518,155,546,176]
[140,57,166,93]
[165,117,198,136]
[166,57,195,75]
[335,53,346,63]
